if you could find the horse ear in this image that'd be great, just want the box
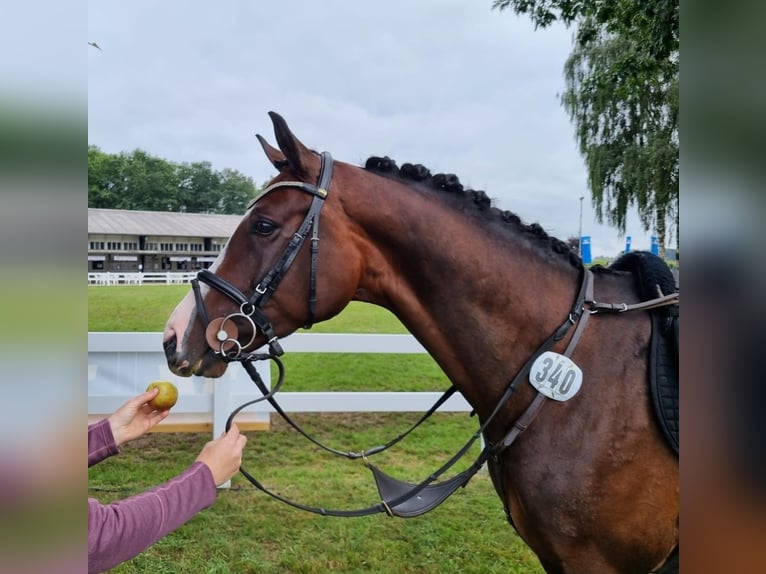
[256,134,287,169]
[268,111,311,175]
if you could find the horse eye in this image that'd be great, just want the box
[251,219,277,235]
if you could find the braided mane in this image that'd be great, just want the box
[364,156,582,270]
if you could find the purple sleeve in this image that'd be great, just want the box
[88,461,217,574]
[88,419,120,467]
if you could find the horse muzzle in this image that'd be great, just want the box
[163,334,229,378]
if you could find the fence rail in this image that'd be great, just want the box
[88,272,198,285]
[88,332,471,439]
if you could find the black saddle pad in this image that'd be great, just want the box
[610,252,679,455]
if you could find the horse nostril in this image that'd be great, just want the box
[163,336,177,357]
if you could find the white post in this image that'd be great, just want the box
[211,376,232,489]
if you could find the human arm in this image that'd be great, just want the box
[88,418,120,467]
[87,424,247,573]
[88,461,216,573]
[88,389,169,467]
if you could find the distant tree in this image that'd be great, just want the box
[88,148,260,214]
[88,145,125,208]
[121,150,180,211]
[176,161,220,213]
[492,0,679,257]
[218,168,258,214]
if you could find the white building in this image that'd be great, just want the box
[88,208,241,272]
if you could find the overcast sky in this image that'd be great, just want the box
[88,0,656,257]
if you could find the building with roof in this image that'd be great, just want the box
[88,208,241,272]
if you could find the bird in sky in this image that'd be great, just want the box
[88,41,103,51]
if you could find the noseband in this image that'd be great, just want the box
[191,151,333,360]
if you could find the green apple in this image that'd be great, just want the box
[146,381,178,410]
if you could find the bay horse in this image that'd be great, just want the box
[163,112,678,573]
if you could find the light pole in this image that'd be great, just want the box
[578,196,584,258]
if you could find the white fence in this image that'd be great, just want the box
[88,272,198,285]
[88,332,471,439]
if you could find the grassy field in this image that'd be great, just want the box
[88,285,543,573]
[88,286,408,334]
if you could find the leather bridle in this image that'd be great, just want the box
[191,151,333,361]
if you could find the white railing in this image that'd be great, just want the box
[88,332,471,440]
[88,272,198,285]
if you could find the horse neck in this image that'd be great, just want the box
[343,173,582,416]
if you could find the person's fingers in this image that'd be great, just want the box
[117,388,156,414]
[147,409,169,426]
[135,387,159,407]
[138,402,155,415]
[138,401,166,420]
[228,427,247,455]
[224,423,240,442]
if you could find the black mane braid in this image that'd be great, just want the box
[364,156,582,269]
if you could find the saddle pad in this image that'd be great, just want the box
[610,252,679,455]
[651,310,679,454]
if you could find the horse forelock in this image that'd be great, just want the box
[363,155,582,270]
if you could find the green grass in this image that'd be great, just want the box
[90,416,542,573]
[87,285,408,333]
[88,285,190,332]
[88,285,543,573]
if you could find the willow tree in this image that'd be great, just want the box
[493,0,679,257]
[562,22,678,257]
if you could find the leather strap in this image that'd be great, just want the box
[196,269,284,357]
[496,270,594,452]
[587,292,678,314]
[250,194,325,309]
[193,151,333,359]
[238,358,461,460]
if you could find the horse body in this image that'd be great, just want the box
[163,112,678,573]
[345,179,678,572]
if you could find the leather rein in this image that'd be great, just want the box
[188,152,679,518]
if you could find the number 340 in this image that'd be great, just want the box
[529,351,583,401]
[533,357,577,394]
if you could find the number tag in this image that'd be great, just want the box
[529,351,583,401]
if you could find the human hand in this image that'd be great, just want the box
[195,423,247,486]
[107,388,170,447]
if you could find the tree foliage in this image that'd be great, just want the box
[562,25,678,242]
[493,0,679,254]
[88,146,263,214]
[493,0,678,61]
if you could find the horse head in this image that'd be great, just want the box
[163,112,361,377]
